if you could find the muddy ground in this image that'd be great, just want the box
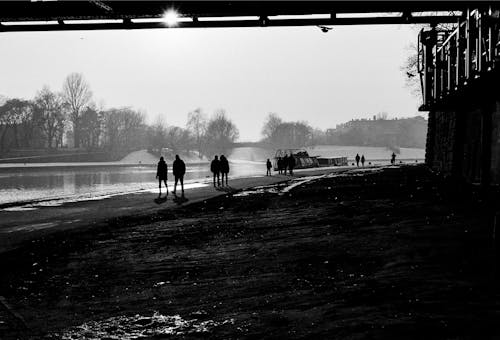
[1,165,500,339]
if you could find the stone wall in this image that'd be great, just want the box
[426,98,500,185]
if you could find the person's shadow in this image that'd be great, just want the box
[154,195,168,204]
[173,192,188,205]
[216,186,237,194]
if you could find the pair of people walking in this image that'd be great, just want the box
[355,153,366,167]
[276,154,295,175]
[156,155,186,197]
[211,155,230,187]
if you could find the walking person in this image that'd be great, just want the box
[355,153,360,167]
[156,156,169,197]
[288,154,296,176]
[172,154,186,195]
[210,155,221,187]
[361,155,365,167]
[277,157,283,174]
[283,154,289,175]
[220,155,230,186]
[266,158,272,176]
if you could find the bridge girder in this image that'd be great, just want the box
[0,1,481,32]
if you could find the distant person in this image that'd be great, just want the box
[266,158,272,176]
[210,155,221,187]
[391,152,396,165]
[156,156,168,197]
[288,154,296,175]
[283,154,289,175]
[172,154,186,195]
[277,157,283,174]
[220,155,230,186]
[361,155,365,167]
[355,153,360,167]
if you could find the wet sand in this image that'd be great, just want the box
[0,166,351,253]
[1,165,500,339]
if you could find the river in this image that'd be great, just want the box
[0,161,265,208]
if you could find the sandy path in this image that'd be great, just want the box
[0,166,355,254]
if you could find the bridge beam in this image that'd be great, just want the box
[0,15,460,33]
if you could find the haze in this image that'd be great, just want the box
[0,24,421,142]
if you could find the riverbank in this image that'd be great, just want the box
[1,164,500,339]
[0,166,355,253]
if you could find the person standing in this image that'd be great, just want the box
[288,154,296,176]
[220,155,230,186]
[266,158,272,176]
[391,152,396,165]
[355,153,360,167]
[277,157,283,174]
[211,155,221,187]
[156,156,169,197]
[283,154,289,175]
[361,154,365,167]
[172,154,186,195]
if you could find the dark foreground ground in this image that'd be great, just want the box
[1,165,500,339]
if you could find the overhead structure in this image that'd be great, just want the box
[0,1,474,32]
[418,8,500,110]
[418,6,500,186]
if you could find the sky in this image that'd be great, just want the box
[0,24,424,142]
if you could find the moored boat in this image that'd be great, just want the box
[273,149,319,170]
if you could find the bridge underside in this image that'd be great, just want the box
[420,8,500,186]
[0,1,473,32]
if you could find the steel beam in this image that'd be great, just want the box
[0,15,461,32]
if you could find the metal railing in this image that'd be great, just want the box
[418,7,500,109]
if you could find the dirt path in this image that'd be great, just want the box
[1,165,500,339]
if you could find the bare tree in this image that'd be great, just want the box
[204,109,239,156]
[62,73,92,148]
[34,86,65,148]
[103,107,145,151]
[80,104,103,149]
[0,98,33,150]
[261,112,283,142]
[186,108,207,159]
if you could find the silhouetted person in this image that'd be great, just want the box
[211,155,220,187]
[172,154,186,194]
[266,158,272,176]
[355,153,360,167]
[361,155,365,167]
[391,152,396,165]
[220,155,230,186]
[277,157,283,174]
[156,156,168,197]
[288,154,296,175]
[283,154,289,175]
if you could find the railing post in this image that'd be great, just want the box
[446,40,453,93]
[440,47,446,97]
[420,28,437,107]
[456,19,461,88]
[465,8,471,82]
[477,10,482,74]
[488,7,493,70]
[434,44,439,100]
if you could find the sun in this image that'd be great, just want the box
[163,9,179,27]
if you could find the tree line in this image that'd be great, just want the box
[0,73,239,159]
[260,113,427,150]
[0,72,426,160]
